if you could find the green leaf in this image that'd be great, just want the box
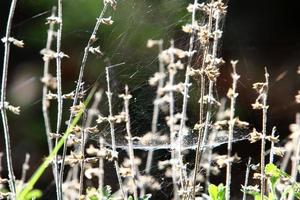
[17,86,97,200]
[265,164,281,179]
[208,184,218,200]
[208,184,226,200]
[254,194,262,200]
[24,189,42,200]
[128,196,134,200]
[265,163,281,190]
[102,185,112,199]
[217,184,226,200]
[139,194,152,200]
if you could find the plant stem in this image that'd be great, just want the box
[79,112,87,197]
[59,2,109,193]
[288,113,300,200]
[123,85,138,200]
[168,40,179,199]
[192,0,215,197]
[225,61,240,200]
[177,0,198,192]
[145,40,164,176]
[1,0,18,197]
[269,126,276,164]
[242,157,252,200]
[105,66,126,199]
[260,68,269,199]
[41,6,59,194]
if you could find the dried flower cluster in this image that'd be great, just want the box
[1,0,300,200]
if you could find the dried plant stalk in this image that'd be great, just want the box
[122,85,138,199]
[55,1,64,199]
[261,69,269,199]
[269,127,277,164]
[242,157,252,200]
[167,40,180,197]
[0,0,18,196]
[105,66,125,198]
[225,60,240,200]
[177,0,198,190]
[145,39,164,175]
[79,112,87,197]
[288,113,300,200]
[41,7,60,195]
[59,1,110,192]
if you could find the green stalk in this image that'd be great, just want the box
[17,86,97,200]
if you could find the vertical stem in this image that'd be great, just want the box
[145,40,164,176]
[42,6,59,194]
[177,0,198,191]
[269,127,276,164]
[59,2,109,192]
[225,61,239,200]
[192,0,215,197]
[55,0,64,199]
[288,113,300,200]
[20,153,30,184]
[168,40,179,199]
[98,136,104,193]
[123,85,138,200]
[79,112,87,197]
[105,66,125,199]
[260,69,269,199]
[242,157,252,200]
[1,0,18,197]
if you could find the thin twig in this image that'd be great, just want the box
[20,153,30,184]
[55,0,64,199]
[177,0,198,191]
[192,0,215,197]
[41,6,59,194]
[0,0,18,196]
[242,157,252,200]
[122,85,138,200]
[59,2,109,193]
[260,68,269,199]
[79,112,87,197]
[225,60,240,200]
[106,66,126,199]
[168,40,179,198]
[288,113,300,200]
[269,126,276,164]
[145,39,164,176]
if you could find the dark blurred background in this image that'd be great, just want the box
[1,0,300,199]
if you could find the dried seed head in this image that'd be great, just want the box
[4,102,20,115]
[40,49,56,61]
[249,128,262,143]
[148,72,166,86]
[205,65,220,81]
[41,73,57,89]
[146,39,162,48]
[89,46,103,57]
[100,16,114,25]
[104,0,117,9]
[119,167,132,177]
[296,91,300,103]
[84,168,99,179]
[122,157,142,168]
[235,118,249,129]
[46,16,61,24]
[85,126,99,134]
[273,147,285,157]
[70,102,85,115]
[2,37,24,48]
[251,101,264,110]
